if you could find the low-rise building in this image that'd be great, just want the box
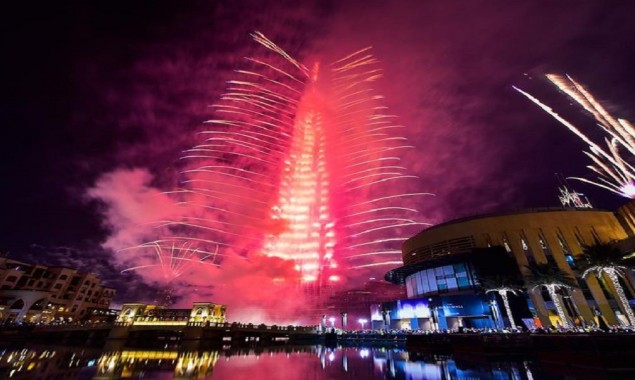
[116,302,226,325]
[0,256,115,323]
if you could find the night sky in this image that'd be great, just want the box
[2,0,635,313]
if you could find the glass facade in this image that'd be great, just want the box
[405,262,476,297]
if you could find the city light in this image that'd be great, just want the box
[358,318,368,330]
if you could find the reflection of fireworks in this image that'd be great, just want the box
[514,74,635,198]
[124,32,429,286]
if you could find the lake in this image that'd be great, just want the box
[0,343,624,379]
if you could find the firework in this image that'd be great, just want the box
[514,75,635,198]
[121,239,221,281]
[123,32,429,289]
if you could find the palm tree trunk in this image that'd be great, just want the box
[499,291,517,330]
[606,270,635,326]
[547,285,570,329]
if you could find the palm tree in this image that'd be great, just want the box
[480,275,524,330]
[579,241,635,326]
[525,263,578,328]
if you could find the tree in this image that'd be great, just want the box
[525,263,578,328]
[480,275,524,330]
[579,241,635,326]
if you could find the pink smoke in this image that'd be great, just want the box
[87,166,315,323]
[87,168,183,252]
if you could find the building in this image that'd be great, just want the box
[116,302,226,325]
[0,257,115,324]
[384,208,635,329]
[617,199,635,236]
[383,247,530,330]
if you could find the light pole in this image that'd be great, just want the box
[358,318,368,330]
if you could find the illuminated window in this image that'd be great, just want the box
[427,270,437,293]
[520,231,535,265]
[556,230,577,270]
[483,234,493,247]
[501,233,512,253]
[565,254,577,270]
[405,279,414,296]
[405,263,476,297]
[416,272,424,294]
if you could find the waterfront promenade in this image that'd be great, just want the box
[0,320,320,350]
[3,321,635,356]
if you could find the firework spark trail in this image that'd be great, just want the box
[123,32,430,294]
[120,241,221,280]
[513,78,635,198]
[548,74,635,154]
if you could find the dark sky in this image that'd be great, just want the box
[2,0,635,304]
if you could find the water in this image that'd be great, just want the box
[0,344,617,379]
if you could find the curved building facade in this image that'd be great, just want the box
[381,247,527,330]
[387,208,635,329]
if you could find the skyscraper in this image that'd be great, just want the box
[130,33,425,313]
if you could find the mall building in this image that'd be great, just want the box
[382,208,635,330]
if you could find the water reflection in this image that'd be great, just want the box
[319,347,537,380]
[0,346,100,379]
[0,344,546,379]
[95,350,219,379]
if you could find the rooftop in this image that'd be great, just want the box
[416,207,612,235]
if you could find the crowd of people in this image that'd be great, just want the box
[330,324,635,337]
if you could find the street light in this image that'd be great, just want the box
[358,318,368,330]
[329,317,335,328]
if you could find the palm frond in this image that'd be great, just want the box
[525,262,577,291]
[479,274,524,295]
[578,241,629,279]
